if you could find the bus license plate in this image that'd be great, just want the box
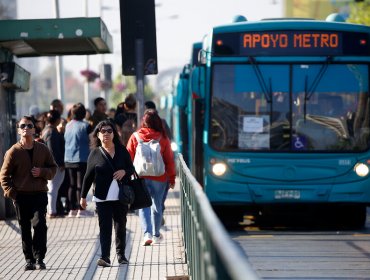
[274,190,301,199]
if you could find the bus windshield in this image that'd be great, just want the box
[210,63,370,152]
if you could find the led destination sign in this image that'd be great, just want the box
[243,32,339,49]
[241,31,341,55]
[213,30,370,56]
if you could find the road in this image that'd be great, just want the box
[230,208,370,279]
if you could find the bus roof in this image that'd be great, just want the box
[203,19,370,57]
[212,19,370,34]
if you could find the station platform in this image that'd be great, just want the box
[0,185,189,280]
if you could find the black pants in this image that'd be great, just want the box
[14,193,48,263]
[67,163,87,210]
[96,201,128,259]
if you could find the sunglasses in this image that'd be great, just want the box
[19,124,34,129]
[100,128,113,134]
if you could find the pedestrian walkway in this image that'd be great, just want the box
[0,185,188,280]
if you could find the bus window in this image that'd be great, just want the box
[293,64,369,151]
[210,63,369,152]
[210,64,290,151]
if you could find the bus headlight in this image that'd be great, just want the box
[212,162,227,176]
[171,142,178,152]
[354,163,369,177]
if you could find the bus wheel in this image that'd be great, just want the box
[334,205,367,229]
[345,205,367,228]
[213,206,244,228]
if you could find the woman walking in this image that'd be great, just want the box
[64,103,91,217]
[126,109,176,246]
[80,120,135,267]
[42,110,65,218]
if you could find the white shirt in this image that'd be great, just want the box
[92,179,119,202]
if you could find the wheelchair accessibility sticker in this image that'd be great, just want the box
[292,136,307,150]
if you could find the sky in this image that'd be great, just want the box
[16,0,284,89]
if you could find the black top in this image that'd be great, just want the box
[81,144,135,200]
[114,111,137,127]
[42,125,65,166]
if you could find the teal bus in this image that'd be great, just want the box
[175,42,202,165]
[175,15,370,227]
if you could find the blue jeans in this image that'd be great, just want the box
[139,179,167,237]
[161,182,169,214]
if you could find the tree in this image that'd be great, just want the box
[109,74,154,109]
[347,0,370,25]
[0,2,15,20]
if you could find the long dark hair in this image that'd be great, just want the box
[46,110,61,126]
[90,120,121,148]
[141,109,167,138]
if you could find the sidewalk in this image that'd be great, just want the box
[0,185,188,280]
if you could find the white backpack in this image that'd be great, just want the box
[133,132,165,176]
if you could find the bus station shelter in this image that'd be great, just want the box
[0,17,113,219]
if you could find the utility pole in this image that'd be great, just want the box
[135,38,145,123]
[84,0,90,109]
[53,0,65,104]
[99,0,106,101]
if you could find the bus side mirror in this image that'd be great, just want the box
[190,66,205,99]
[198,49,207,65]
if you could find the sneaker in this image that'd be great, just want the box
[152,234,163,244]
[97,257,111,267]
[142,233,153,246]
[76,209,87,218]
[67,210,77,218]
[117,255,129,264]
[36,259,46,270]
[24,262,36,271]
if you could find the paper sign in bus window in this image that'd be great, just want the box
[239,115,270,149]
[243,116,264,133]
[239,133,270,149]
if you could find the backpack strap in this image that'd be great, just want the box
[133,131,162,143]
[133,132,143,143]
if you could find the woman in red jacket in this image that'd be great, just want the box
[126,109,176,246]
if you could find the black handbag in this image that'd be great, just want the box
[99,147,135,205]
[117,180,135,205]
[129,171,152,210]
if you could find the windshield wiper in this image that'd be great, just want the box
[249,56,272,103]
[303,56,333,120]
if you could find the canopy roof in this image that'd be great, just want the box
[0,17,113,57]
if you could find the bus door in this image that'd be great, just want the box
[190,66,205,183]
[191,97,204,182]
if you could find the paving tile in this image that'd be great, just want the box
[0,185,188,280]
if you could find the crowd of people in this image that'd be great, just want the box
[0,94,176,270]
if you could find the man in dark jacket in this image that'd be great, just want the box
[0,116,57,271]
[90,97,108,129]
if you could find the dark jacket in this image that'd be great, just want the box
[42,125,65,167]
[81,144,135,200]
[0,141,58,199]
[90,111,108,129]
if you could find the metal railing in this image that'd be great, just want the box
[177,154,259,280]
